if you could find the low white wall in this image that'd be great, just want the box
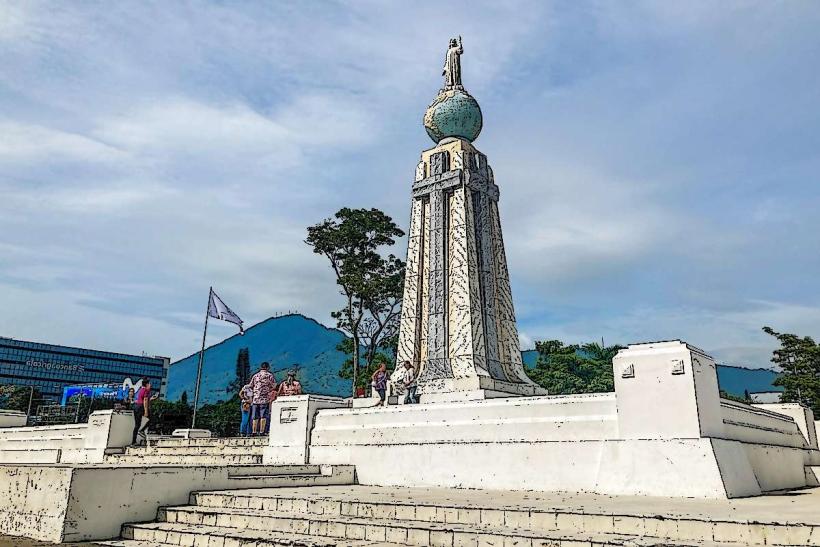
[0,465,73,542]
[752,403,818,449]
[263,394,348,465]
[720,400,807,448]
[306,339,820,499]
[312,434,760,498]
[0,410,133,464]
[311,393,618,447]
[0,463,354,543]
[0,410,28,428]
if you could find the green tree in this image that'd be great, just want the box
[720,390,751,404]
[196,396,241,437]
[526,340,624,395]
[227,348,251,394]
[763,326,820,415]
[180,391,188,405]
[336,338,395,390]
[0,385,40,413]
[306,207,405,397]
[151,398,194,435]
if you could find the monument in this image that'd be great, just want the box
[2,36,820,547]
[393,38,546,402]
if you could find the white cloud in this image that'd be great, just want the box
[0,122,126,164]
[0,2,818,370]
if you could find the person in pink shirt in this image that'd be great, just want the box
[131,378,157,445]
[277,370,303,397]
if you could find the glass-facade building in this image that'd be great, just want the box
[0,336,169,402]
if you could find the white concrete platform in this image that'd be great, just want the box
[0,463,354,543]
[107,484,820,546]
[297,342,820,499]
[104,436,269,466]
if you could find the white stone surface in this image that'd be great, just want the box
[613,340,724,439]
[171,428,212,439]
[306,340,820,499]
[263,394,348,465]
[0,409,132,464]
[179,483,820,546]
[395,138,545,401]
[0,463,354,542]
[752,403,818,449]
[0,410,27,428]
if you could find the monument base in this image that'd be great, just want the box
[307,395,814,498]
[412,375,548,404]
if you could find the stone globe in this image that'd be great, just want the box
[423,88,483,143]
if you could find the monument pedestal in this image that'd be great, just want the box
[298,341,820,498]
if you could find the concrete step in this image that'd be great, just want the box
[124,444,265,456]
[191,486,820,546]
[104,453,263,465]
[119,521,401,546]
[150,436,268,448]
[149,505,751,547]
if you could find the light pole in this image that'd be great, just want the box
[26,386,34,424]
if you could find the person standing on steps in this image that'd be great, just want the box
[249,362,276,436]
[132,378,157,445]
[277,369,303,397]
[239,382,253,437]
[371,363,388,406]
[401,361,418,404]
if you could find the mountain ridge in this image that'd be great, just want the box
[167,314,782,404]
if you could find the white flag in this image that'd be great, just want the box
[208,289,244,333]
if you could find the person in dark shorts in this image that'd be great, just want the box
[249,362,276,436]
[131,378,156,445]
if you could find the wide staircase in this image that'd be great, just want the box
[104,436,267,465]
[96,484,820,546]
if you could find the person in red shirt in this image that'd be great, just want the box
[277,370,302,397]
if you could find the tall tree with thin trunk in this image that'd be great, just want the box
[227,347,251,394]
[306,208,405,397]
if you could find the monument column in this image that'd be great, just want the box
[392,39,546,402]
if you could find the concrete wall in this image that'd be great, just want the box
[263,394,348,465]
[0,410,28,428]
[721,400,807,448]
[0,410,133,464]
[752,403,818,449]
[613,341,724,439]
[304,339,820,499]
[0,463,354,543]
[0,465,73,542]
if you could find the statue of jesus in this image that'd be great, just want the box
[442,36,463,88]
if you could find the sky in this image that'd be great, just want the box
[1,1,819,369]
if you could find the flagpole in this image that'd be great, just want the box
[191,287,212,429]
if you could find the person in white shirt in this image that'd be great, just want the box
[402,361,418,404]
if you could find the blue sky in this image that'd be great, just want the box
[1,1,818,368]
